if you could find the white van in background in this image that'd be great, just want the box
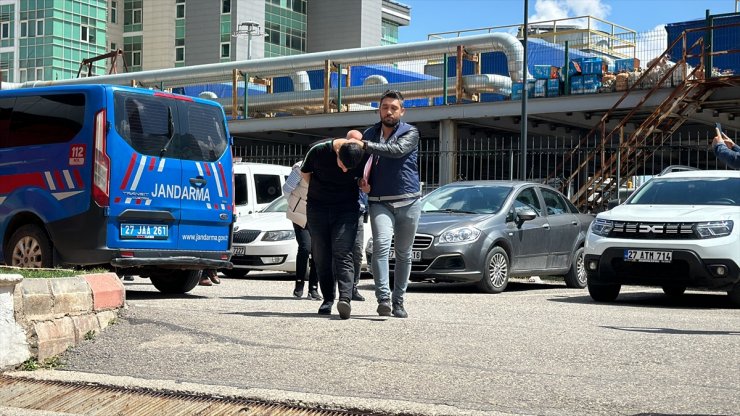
[233,162,292,218]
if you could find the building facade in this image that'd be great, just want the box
[0,0,410,82]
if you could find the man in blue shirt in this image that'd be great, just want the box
[713,131,740,169]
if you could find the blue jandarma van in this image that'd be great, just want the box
[0,84,234,293]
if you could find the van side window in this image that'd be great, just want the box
[254,174,282,204]
[0,94,84,148]
[114,93,173,156]
[182,105,228,162]
[234,173,248,206]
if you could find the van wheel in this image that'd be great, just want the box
[221,269,249,279]
[587,282,621,302]
[662,286,686,297]
[564,247,587,288]
[5,224,54,268]
[478,247,509,294]
[150,270,201,294]
[727,285,740,307]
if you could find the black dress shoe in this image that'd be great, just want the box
[351,288,365,301]
[337,298,351,320]
[377,300,391,316]
[307,288,323,300]
[293,281,305,298]
[318,301,333,315]
[392,302,408,318]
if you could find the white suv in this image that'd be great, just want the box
[584,170,740,306]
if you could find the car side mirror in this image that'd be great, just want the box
[516,207,537,222]
[607,199,620,210]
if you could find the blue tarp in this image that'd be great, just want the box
[665,14,740,75]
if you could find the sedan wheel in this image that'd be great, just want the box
[478,247,509,294]
[564,247,587,289]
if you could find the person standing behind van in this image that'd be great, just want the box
[283,161,322,300]
[713,131,740,169]
[301,133,366,319]
[354,90,421,319]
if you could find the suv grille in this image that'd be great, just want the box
[609,222,696,240]
[233,230,260,244]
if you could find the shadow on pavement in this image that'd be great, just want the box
[125,289,208,300]
[548,290,737,309]
[223,310,389,321]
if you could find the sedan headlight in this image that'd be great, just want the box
[696,220,734,238]
[439,226,481,244]
[590,218,613,237]
[262,230,295,241]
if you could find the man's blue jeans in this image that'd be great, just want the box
[369,199,421,304]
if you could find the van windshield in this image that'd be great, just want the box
[114,92,228,162]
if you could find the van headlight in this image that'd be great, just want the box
[696,220,733,238]
[439,226,481,244]
[590,218,614,237]
[262,230,295,241]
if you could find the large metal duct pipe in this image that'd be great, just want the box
[221,74,512,113]
[363,75,389,86]
[16,32,530,88]
[289,71,311,91]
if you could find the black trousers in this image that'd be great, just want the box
[293,223,318,289]
[306,207,357,302]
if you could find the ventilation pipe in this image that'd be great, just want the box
[289,71,311,91]
[363,75,389,86]
[221,74,512,114]
[13,32,531,88]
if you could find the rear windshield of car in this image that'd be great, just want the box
[113,92,227,162]
[628,177,740,206]
[422,185,512,214]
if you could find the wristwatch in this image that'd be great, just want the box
[362,141,368,150]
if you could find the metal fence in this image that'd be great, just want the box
[234,129,727,211]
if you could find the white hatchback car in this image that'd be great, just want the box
[584,170,740,305]
[223,196,297,278]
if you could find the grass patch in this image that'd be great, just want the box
[20,356,63,371]
[0,266,108,279]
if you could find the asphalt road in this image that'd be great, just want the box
[31,273,740,415]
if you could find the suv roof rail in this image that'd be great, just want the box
[658,165,700,176]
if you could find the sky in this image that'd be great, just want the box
[398,0,738,43]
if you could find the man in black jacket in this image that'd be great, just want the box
[354,90,421,318]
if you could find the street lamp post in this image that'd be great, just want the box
[232,20,263,60]
[520,0,529,181]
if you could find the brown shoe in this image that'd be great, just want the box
[199,277,213,286]
[209,274,221,284]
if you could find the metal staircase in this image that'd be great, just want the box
[549,29,728,212]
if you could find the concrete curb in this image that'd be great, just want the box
[0,272,125,369]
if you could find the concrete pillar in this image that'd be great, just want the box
[0,274,30,369]
[438,119,458,185]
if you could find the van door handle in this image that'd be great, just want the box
[190,177,206,188]
[542,224,550,229]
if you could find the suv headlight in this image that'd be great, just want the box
[696,220,734,238]
[262,230,295,241]
[439,226,481,244]
[590,218,614,237]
